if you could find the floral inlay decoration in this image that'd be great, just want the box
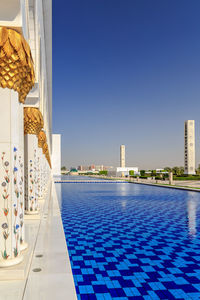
[29,159,34,211]
[13,147,20,257]
[18,155,24,244]
[1,152,10,259]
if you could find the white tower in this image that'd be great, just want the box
[184,120,195,175]
[120,145,125,168]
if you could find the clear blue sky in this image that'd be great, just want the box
[53,0,200,169]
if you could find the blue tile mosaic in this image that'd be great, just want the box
[57,180,200,299]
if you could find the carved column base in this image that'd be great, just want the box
[20,241,28,251]
[0,254,23,268]
[25,209,39,215]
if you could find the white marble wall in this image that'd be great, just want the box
[52,134,61,176]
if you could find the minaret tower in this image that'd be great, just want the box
[184,120,195,175]
[120,145,125,168]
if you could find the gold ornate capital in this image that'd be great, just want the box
[24,107,44,135]
[45,151,52,169]
[42,143,52,168]
[42,142,48,155]
[38,130,46,148]
[0,27,35,103]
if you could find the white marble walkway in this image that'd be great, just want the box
[0,180,77,300]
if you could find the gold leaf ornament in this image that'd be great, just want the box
[45,151,52,169]
[0,27,35,103]
[42,142,52,168]
[42,142,48,155]
[38,130,46,148]
[24,107,44,135]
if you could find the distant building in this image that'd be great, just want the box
[120,145,125,168]
[78,164,114,172]
[95,165,114,171]
[77,165,88,171]
[156,169,168,174]
[104,166,114,171]
[184,120,195,175]
[108,167,139,177]
[116,167,139,177]
[89,164,95,171]
[70,168,78,176]
[95,165,104,171]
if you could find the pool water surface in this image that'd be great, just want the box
[58,180,200,299]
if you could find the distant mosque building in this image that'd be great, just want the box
[116,145,138,177]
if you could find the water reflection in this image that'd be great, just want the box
[117,183,128,196]
[121,200,127,209]
[116,183,144,209]
[187,193,198,238]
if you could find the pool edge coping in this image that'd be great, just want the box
[129,181,200,192]
[55,177,200,193]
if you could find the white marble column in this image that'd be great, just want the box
[37,130,47,200]
[0,89,24,267]
[0,26,35,266]
[46,159,51,188]
[24,108,43,215]
[37,147,43,199]
[44,159,48,194]
[24,134,39,214]
[18,104,28,251]
[42,143,49,195]
[40,154,46,198]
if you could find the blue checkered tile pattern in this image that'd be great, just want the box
[58,181,200,299]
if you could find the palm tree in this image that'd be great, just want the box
[172,167,179,175]
[164,167,172,173]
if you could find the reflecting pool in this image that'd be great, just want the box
[57,179,200,299]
